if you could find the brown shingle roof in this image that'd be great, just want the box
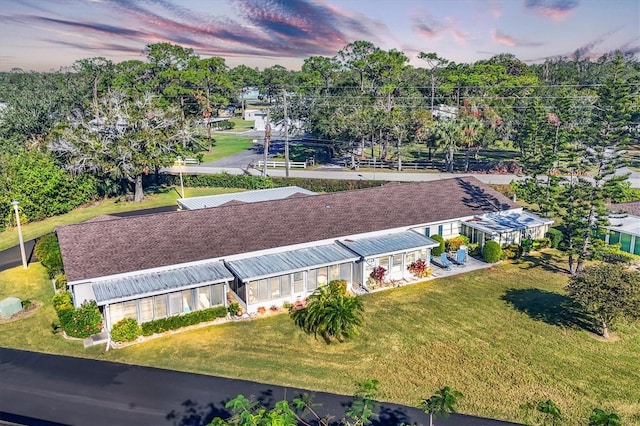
[57,177,518,282]
[608,201,640,216]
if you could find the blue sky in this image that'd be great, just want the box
[0,0,638,72]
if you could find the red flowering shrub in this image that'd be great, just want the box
[370,266,387,284]
[408,259,432,278]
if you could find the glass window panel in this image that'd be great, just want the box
[154,295,167,319]
[418,248,427,259]
[317,267,328,287]
[169,292,182,316]
[294,272,304,293]
[329,264,340,281]
[307,269,317,291]
[620,233,632,252]
[139,298,153,322]
[123,300,137,320]
[634,238,640,255]
[379,256,390,271]
[609,231,620,244]
[211,284,224,306]
[392,254,403,272]
[248,282,258,303]
[182,290,194,313]
[280,275,290,296]
[109,303,124,325]
[270,277,281,299]
[258,279,269,301]
[406,251,415,264]
[198,287,211,310]
[339,263,351,281]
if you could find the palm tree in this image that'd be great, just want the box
[290,281,364,343]
[588,408,621,426]
[420,386,463,426]
[433,120,462,172]
[460,115,482,172]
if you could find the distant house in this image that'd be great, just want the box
[243,109,261,121]
[56,177,552,330]
[604,202,640,255]
[431,104,458,120]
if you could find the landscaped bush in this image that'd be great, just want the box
[156,173,386,194]
[52,291,74,330]
[546,229,563,249]
[65,300,103,338]
[533,238,551,250]
[34,233,63,277]
[227,302,240,316]
[408,258,432,278]
[54,273,67,290]
[431,235,445,256]
[110,317,142,343]
[369,266,387,285]
[140,306,227,336]
[329,279,348,295]
[445,235,469,252]
[501,244,521,260]
[483,240,502,263]
[467,243,480,256]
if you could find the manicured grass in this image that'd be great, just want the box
[1,254,638,425]
[0,187,244,251]
[199,133,254,163]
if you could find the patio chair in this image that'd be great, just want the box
[455,248,467,266]
[440,252,453,270]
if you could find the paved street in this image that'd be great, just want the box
[0,348,519,426]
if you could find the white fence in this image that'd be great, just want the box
[257,160,307,169]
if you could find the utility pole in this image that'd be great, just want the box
[263,108,271,177]
[11,201,27,269]
[283,89,290,178]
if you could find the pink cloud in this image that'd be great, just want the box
[524,0,578,21]
[492,29,516,46]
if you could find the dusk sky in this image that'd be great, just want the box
[0,0,638,72]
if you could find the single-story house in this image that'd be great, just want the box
[177,186,316,210]
[56,177,552,330]
[604,214,640,255]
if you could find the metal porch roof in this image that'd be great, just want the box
[339,231,438,257]
[92,261,233,305]
[225,243,359,281]
[177,186,316,210]
[464,211,553,235]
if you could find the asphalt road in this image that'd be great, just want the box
[0,348,519,426]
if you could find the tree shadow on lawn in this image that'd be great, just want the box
[515,252,571,275]
[501,288,595,332]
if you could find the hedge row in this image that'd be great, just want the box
[158,173,387,193]
[52,291,103,338]
[140,305,227,336]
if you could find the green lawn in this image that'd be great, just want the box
[0,186,244,251]
[199,133,254,163]
[1,254,638,425]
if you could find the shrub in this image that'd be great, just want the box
[54,273,67,290]
[370,266,387,284]
[431,235,445,256]
[521,238,533,256]
[141,306,227,336]
[329,279,348,295]
[501,244,520,260]
[467,243,480,256]
[445,235,469,252]
[408,259,432,278]
[110,318,142,343]
[227,302,240,316]
[52,291,74,330]
[545,229,563,249]
[483,241,502,263]
[21,299,32,309]
[34,233,63,277]
[65,300,103,338]
[533,238,551,250]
